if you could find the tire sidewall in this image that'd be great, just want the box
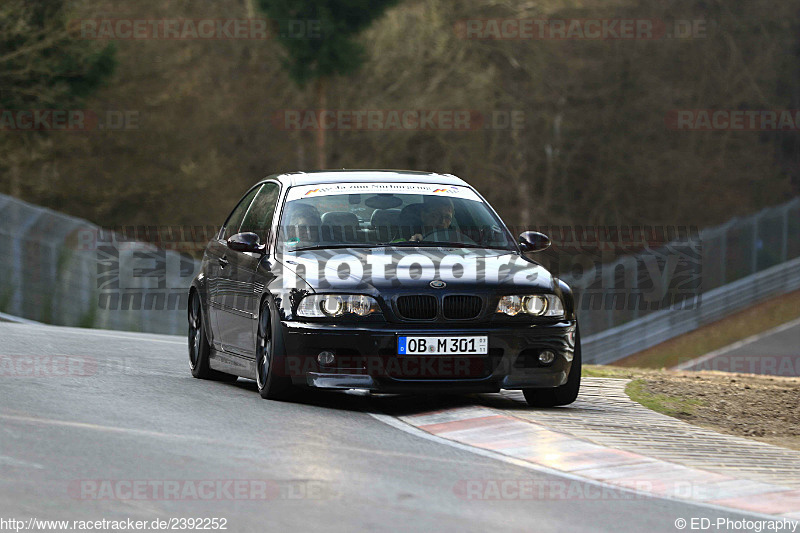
[190,292,211,378]
[256,298,291,399]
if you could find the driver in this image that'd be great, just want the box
[410,196,454,242]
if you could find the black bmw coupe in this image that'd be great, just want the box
[189,170,580,406]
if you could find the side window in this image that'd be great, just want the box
[222,186,261,240]
[239,183,280,244]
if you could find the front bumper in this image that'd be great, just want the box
[277,320,576,393]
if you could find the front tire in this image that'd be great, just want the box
[522,327,581,407]
[189,292,237,382]
[255,299,293,400]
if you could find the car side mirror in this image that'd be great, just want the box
[227,232,266,254]
[519,231,551,252]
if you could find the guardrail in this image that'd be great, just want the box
[558,197,800,338]
[581,255,800,364]
[553,196,799,364]
[0,194,198,335]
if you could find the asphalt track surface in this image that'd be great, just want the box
[0,322,780,532]
[679,318,800,376]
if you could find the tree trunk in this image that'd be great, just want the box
[296,133,306,169]
[315,77,328,169]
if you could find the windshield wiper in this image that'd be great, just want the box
[384,241,512,250]
[290,243,377,252]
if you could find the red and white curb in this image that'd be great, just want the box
[373,406,800,519]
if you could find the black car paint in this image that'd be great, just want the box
[190,171,578,393]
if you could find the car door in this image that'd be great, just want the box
[204,238,227,349]
[209,185,261,350]
[218,182,281,354]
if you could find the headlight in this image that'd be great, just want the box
[322,295,345,317]
[523,295,547,315]
[496,294,565,317]
[347,294,377,316]
[546,295,565,317]
[497,295,522,316]
[296,294,380,318]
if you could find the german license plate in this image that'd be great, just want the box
[397,336,488,355]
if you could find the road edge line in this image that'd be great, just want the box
[368,411,797,522]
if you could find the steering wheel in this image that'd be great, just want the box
[420,227,477,246]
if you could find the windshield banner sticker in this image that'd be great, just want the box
[286,182,481,202]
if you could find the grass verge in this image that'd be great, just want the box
[624,379,703,417]
[582,364,800,450]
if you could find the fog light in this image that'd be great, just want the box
[317,351,335,366]
[538,350,556,365]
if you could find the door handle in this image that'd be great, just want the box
[219,256,229,268]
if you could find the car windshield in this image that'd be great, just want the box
[277,182,515,252]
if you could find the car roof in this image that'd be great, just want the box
[266,169,469,188]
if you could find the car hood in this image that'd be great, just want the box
[277,246,557,293]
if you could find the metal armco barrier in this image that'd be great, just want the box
[582,255,800,364]
[0,194,199,335]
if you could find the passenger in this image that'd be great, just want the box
[282,204,321,246]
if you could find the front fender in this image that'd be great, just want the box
[555,278,577,321]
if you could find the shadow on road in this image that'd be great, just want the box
[225,377,581,417]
